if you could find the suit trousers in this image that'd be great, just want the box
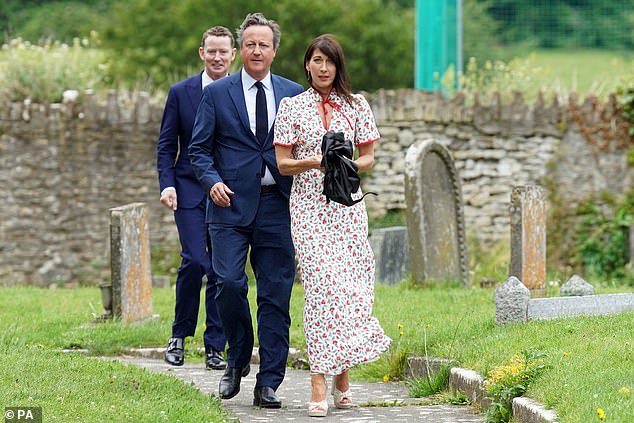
[172,200,225,351]
[209,190,295,390]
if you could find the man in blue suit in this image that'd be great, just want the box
[157,26,236,370]
[189,13,303,408]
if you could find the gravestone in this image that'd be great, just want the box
[404,139,470,286]
[509,186,546,296]
[110,203,153,323]
[368,226,409,285]
[495,276,530,325]
[559,274,594,296]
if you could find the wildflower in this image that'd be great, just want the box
[562,352,567,357]
[397,323,403,329]
[597,407,605,420]
[619,386,630,395]
[383,375,389,382]
[399,331,404,336]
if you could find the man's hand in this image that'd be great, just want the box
[160,188,178,210]
[210,182,234,207]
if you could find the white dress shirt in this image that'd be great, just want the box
[241,69,276,186]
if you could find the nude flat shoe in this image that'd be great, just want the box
[331,376,353,409]
[307,399,329,417]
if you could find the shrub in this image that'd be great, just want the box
[485,351,547,423]
[573,192,634,283]
[0,33,112,103]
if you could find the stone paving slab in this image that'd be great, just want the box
[112,356,484,422]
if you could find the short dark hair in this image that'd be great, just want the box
[304,34,352,104]
[236,12,281,49]
[201,26,235,48]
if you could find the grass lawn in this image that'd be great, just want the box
[459,48,633,102]
[525,49,633,97]
[1,283,632,422]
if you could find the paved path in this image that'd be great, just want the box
[114,356,484,422]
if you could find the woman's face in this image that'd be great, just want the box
[306,48,336,94]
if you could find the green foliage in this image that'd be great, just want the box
[486,0,633,50]
[407,363,452,398]
[150,243,180,279]
[573,192,634,283]
[468,236,509,286]
[368,209,406,234]
[462,0,506,62]
[616,78,634,137]
[102,0,414,91]
[9,1,113,43]
[0,35,112,102]
[443,50,634,101]
[485,350,547,423]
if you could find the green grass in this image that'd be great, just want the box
[0,346,228,422]
[454,48,633,102]
[525,49,633,97]
[1,283,633,422]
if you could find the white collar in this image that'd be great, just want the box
[241,69,272,91]
[202,71,229,89]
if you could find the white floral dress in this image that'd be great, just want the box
[274,88,392,375]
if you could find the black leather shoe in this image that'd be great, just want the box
[218,365,250,399]
[205,346,227,370]
[253,386,282,409]
[164,337,184,366]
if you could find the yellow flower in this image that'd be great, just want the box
[383,375,389,382]
[397,323,403,329]
[619,386,630,395]
[562,352,567,357]
[399,331,404,336]
[597,407,605,420]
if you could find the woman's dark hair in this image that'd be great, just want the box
[304,34,352,104]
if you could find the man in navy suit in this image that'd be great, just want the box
[189,13,303,408]
[157,26,236,370]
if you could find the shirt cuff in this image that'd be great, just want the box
[160,187,176,197]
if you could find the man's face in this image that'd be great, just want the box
[199,36,236,80]
[240,25,277,81]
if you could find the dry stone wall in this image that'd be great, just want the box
[363,89,632,242]
[1,89,631,285]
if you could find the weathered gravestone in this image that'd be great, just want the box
[559,274,594,297]
[509,186,546,296]
[404,139,470,286]
[368,226,409,285]
[110,203,153,323]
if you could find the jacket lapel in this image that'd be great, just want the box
[227,74,253,138]
[186,73,202,114]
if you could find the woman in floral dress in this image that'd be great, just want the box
[273,34,391,417]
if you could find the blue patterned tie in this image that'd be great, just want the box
[255,81,268,144]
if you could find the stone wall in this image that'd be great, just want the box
[1,89,631,285]
[363,89,632,242]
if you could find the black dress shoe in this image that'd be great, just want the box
[164,337,184,366]
[205,346,227,370]
[253,386,282,409]
[218,365,250,400]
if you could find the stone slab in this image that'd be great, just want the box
[513,397,558,423]
[110,203,153,323]
[528,293,634,321]
[448,368,490,408]
[369,226,409,285]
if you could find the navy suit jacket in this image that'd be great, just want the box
[157,73,205,209]
[189,71,304,226]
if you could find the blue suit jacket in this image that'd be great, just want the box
[157,73,205,209]
[189,72,304,226]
